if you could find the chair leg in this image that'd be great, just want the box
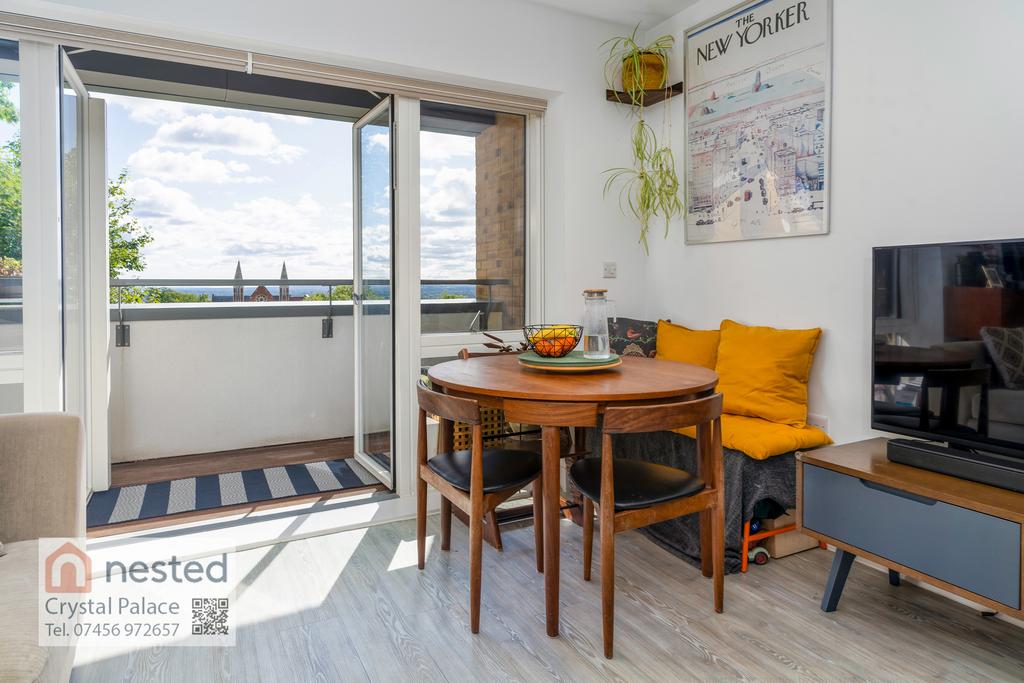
[469,504,483,634]
[486,512,504,552]
[712,501,725,613]
[600,511,615,659]
[417,474,427,570]
[582,498,594,582]
[533,474,544,573]
[699,509,712,578]
[440,497,452,552]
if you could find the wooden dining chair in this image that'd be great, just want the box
[501,401,598,577]
[449,348,573,552]
[570,393,725,658]
[416,380,544,633]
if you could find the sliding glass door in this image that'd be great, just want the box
[352,97,395,488]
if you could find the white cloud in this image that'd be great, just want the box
[149,113,305,163]
[126,148,269,185]
[268,112,313,125]
[420,131,475,162]
[124,178,352,279]
[419,156,476,279]
[102,94,197,124]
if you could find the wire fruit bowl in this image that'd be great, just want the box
[522,324,583,358]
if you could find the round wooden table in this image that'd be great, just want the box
[428,353,718,637]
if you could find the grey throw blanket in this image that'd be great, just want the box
[585,429,796,573]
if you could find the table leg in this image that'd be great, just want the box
[821,548,856,612]
[542,425,561,637]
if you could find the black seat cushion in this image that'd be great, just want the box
[427,448,542,494]
[569,458,705,511]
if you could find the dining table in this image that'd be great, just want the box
[427,352,718,637]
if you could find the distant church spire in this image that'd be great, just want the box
[279,261,289,302]
[233,261,243,302]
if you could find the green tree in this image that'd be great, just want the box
[140,287,209,303]
[107,169,154,303]
[108,169,153,277]
[303,285,383,301]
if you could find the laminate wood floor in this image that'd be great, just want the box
[72,516,1024,682]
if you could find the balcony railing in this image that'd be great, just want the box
[109,277,511,332]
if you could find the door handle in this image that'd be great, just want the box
[860,479,937,505]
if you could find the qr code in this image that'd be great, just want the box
[192,597,229,636]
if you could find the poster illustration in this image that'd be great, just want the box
[685,0,831,244]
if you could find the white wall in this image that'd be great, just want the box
[109,315,391,460]
[17,0,1017,449]
[7,0,653,323]
[640,0,1024,444]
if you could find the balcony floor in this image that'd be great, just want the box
[91,438,387,537]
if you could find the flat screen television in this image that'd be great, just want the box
[872,238,1024,459]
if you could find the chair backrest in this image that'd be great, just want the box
[602,393,723,434]
[417,380,481,425]
[503,400,599,428]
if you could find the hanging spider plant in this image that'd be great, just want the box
[602,26,684,253]
[603,120,684,253]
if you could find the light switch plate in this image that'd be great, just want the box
[807,413,829,432]
[602,261,617,278]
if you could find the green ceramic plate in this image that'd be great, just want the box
[518,350,620,367]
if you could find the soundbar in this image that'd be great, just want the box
[886,438,1024,493]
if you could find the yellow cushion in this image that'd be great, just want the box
[675,413,832,460]
[655,320,720,370]
[715,319,822,427]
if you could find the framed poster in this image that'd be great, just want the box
[684,0,832,244]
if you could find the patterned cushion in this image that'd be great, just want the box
[608,317,659,358]
[982,326,1024,389]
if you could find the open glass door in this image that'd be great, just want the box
[352,97,395,488]
[60,49,110,492]
[60,51,87,427]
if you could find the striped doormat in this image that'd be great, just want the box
[87,458,379,527]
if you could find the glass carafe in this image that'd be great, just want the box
[581,289,614,359]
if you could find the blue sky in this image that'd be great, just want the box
[100,93,478,282]
[0,84,479,282]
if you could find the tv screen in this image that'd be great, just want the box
[872,239,1024,458]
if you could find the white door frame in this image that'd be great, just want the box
[19,40,62,413]
[85,95,109,492]
[393,95,420,500]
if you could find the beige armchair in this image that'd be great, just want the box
[0,413,85,683]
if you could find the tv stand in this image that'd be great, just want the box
[886,438,1024,494]
[798,438,1024,616]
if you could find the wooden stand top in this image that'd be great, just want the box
[798,438,1024,523]
[428,353,717,403]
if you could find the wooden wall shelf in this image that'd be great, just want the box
[606,82,683,106]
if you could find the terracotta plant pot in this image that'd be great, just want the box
[621,52,667,93]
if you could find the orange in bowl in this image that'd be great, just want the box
[523,324,582,358]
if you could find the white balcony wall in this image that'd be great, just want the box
[109,313,392,462]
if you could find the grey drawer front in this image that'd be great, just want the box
[803,464,1021,608]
